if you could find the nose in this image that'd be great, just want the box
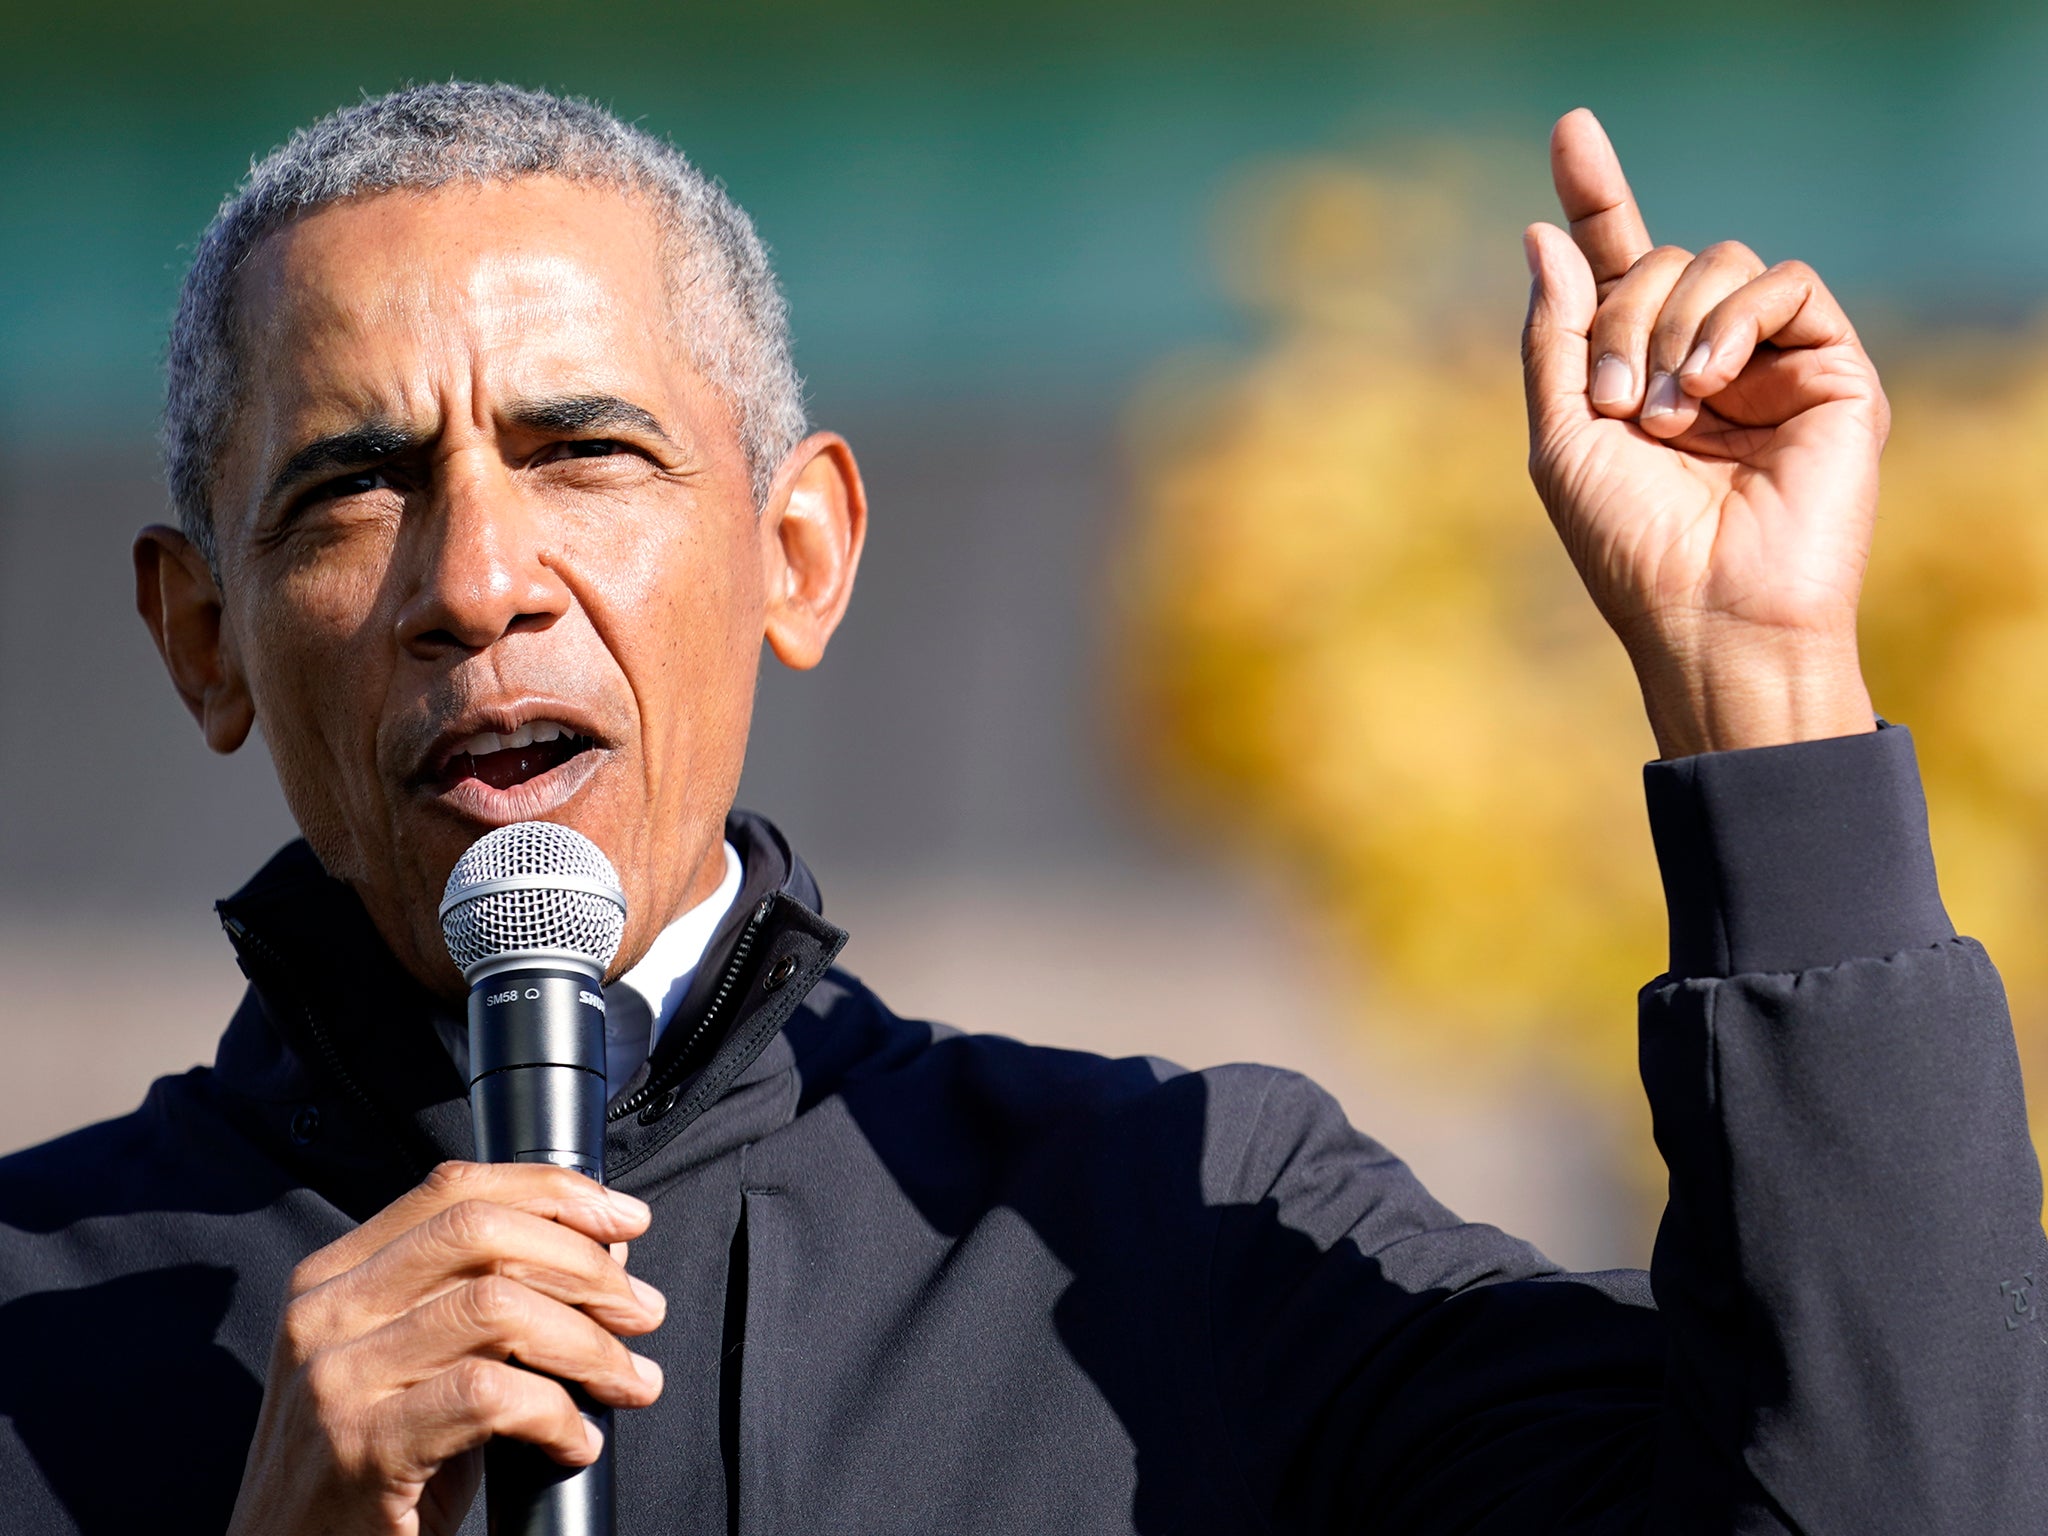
[394,455,571,657]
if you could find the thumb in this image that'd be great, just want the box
[1520,221,1598,449]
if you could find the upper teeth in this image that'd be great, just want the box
[455,720,570,757]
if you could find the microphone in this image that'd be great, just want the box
[440,821,628,1536]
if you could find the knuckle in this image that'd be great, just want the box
[579,1240,626,1292]
[437,1197,507,1253]
[1587,312,1643,350]
[602,1334,642,1385]
[1702,239,1759,266]
[424,1160,480,1200]
[287,1253,331,1298]
[541,1164,597,1199]
[1771,257,1817,284]
[448,1357,512,1420]
[544,1384,586,1445]
[1651,320,1696,354]
[279,1292,326,1358]
[462,1273,526,1334]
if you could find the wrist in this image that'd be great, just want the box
[1627,626,1875,759]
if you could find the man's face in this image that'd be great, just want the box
[170,177,854,993]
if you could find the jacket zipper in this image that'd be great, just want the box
[221,913,432,1180]
[607,895,772,1124]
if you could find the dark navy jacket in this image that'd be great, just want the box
[2,726,2044,1532]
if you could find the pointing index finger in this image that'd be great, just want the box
[1551,108,1653,296]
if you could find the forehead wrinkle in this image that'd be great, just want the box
[232,189,693,520]
[258,216,644,377]
[362,241,645,361]
[249,370,443,493]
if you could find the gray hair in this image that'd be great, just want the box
[162,81,807,568]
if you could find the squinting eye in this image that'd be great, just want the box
[308,468,393,504]
[554,439,628,460]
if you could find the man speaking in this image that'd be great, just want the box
[1,82,2042,1533]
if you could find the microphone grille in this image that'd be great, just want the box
[439,821,628,977]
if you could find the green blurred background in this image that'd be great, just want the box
[7,0,2047,1264]
[11,0,2044,429]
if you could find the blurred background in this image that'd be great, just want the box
[7,0,2048,1268]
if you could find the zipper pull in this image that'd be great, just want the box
[220,914,260,979]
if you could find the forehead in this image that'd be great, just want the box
[232,176,675,411]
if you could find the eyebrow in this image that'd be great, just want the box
[262,394,679,507]
[507,393,677,446]
[265,421,426,505]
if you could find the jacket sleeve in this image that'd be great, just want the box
[1637,724,2048,1532]
[1207,725,2048,1534]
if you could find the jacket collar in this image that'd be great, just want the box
[212,809,847,1215]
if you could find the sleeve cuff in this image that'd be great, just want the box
[1643,723,1954,980]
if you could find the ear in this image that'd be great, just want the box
[133,525,255,754]
[759,433,867,671]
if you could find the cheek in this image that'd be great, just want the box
[574,511,764,790]
[232,580,393,884]
[276,558,389,645]
[581,507,762,672]
[238,561,392,770]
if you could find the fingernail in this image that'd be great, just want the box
[1641,372,1680,419]
[1523,230,1539,278]
[1679,341,1712,379]
[632,1353,664,1390]
[1590,354,1633,407]
[629,1274,666,1315]
[583,1418,606,1458]
[606,1188,650,1222]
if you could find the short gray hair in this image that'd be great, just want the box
[163,81,807,568]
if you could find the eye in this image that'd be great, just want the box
[543,438,633,462]
[304,467,396,505]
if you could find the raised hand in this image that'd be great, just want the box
[226,1162,665,1536]
[1523,108,1883,758]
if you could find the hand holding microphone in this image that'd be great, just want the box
[228,823,661,1536]
[441,822,633,1536]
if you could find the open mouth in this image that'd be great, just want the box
[438,720,598,792]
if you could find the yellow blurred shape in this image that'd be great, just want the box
[1115,155,2048,1166]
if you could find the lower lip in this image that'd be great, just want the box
[420,746,609,826]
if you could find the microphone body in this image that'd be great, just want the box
[467,961,613,1536]
[467,966,608,1174]
[442,823,629,1536]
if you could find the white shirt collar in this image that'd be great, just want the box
[434,840,746,1096]
[613,839,744,1049]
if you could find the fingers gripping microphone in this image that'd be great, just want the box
[442,822,628,1536]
